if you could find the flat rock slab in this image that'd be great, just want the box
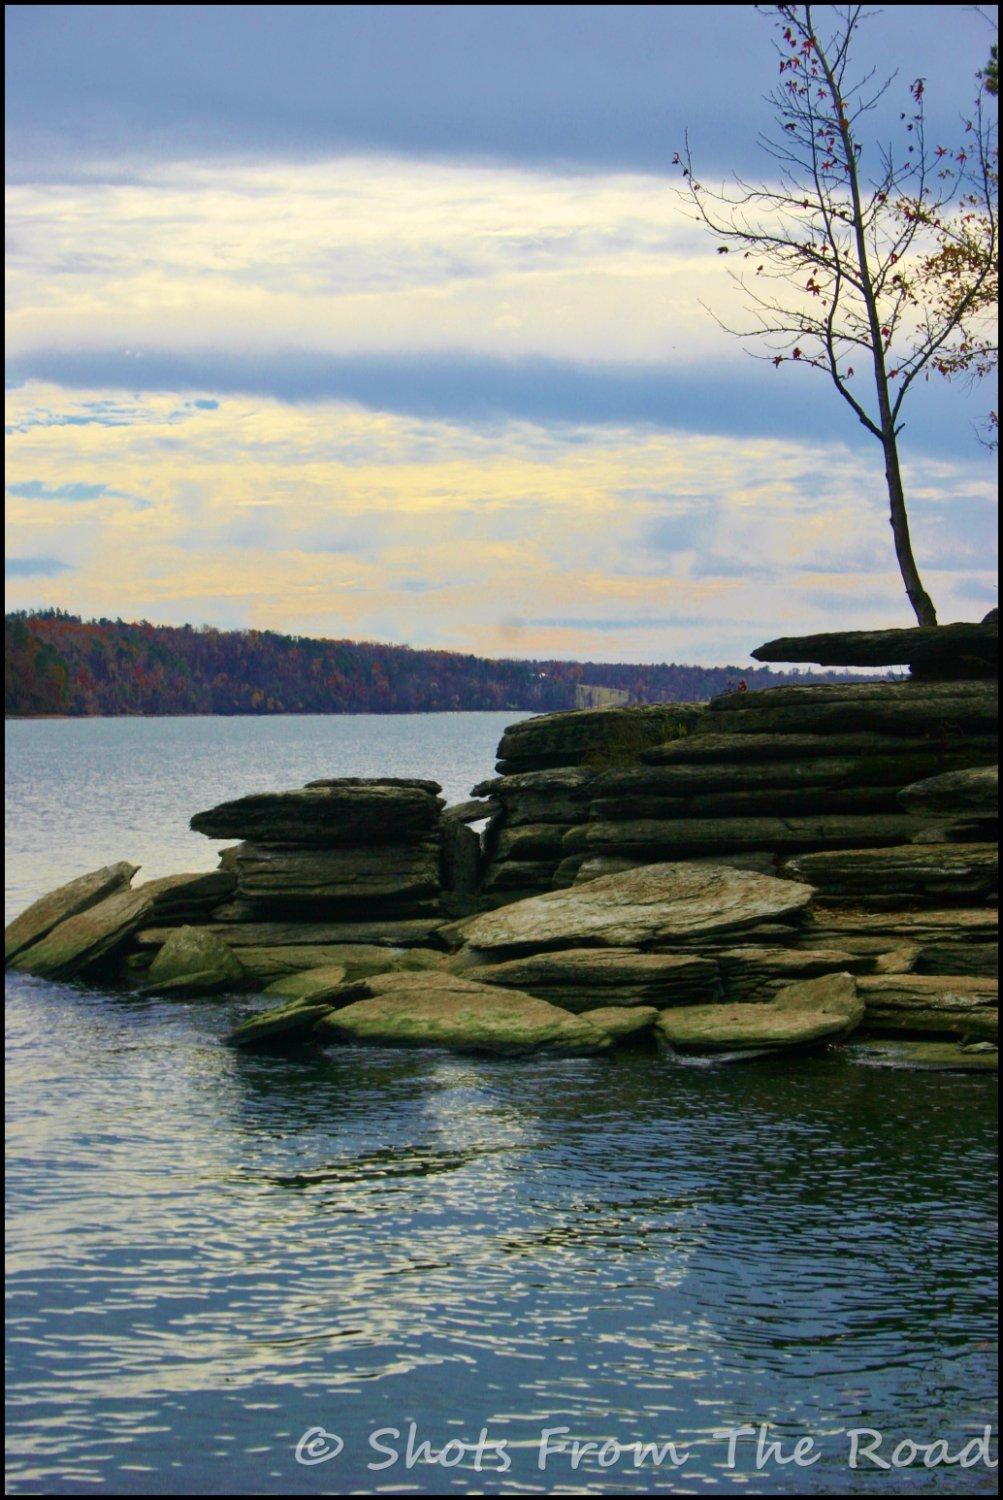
[857,974,998,1039]
[899,766,998,818]
[5,861,138,964]
[696,680,997,738]
[226,998,337,1049]
[495,704,703,773]
[137,918,446,948]
[317,972,611,1056]
[191,782,442,845]
[641,731,999,765]
[580,1006,659,1039]
[656,972,863,1053]
[228,944,383,980]
[11,873,237,979]
[802,906,998,939]
[263,965,350,1001]
[717,946,870,1001]
[784,843,997,900]
[143,925,247,996]
[462,947,719,1010]
[750,621,997,675]
[232,842,439,902]
[569,814,920,857]
[452,861,814,955]
[851,1039,998,1072]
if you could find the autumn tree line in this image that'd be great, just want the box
[5,611,853,718]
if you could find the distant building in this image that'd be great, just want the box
[574,683,632,710]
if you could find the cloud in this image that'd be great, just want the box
[4,380,995,664]
[6,556,74,577]
[6,6,989,179]
[8,346,988,459]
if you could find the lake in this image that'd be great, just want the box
[5,715,998,1495]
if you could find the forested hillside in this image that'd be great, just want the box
[5,611,852,717]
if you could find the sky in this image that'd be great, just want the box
[5,4,998,665]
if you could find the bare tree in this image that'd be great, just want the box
[677,4,998,627]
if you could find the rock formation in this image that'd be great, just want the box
[6,621,997,1070]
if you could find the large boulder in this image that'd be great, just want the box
[460,947,719,1010]
[316,971,611,1056]
[190,779,442,845]
[656,972,863,1053]
[143,926,247,996]
[5,861,138,964]
[451,861,815,955]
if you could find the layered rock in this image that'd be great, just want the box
[472,706,700,901]
[190,777,448,930]
[10,871,235,980]
[460,947,720,1011]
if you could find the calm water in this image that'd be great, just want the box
[5,716,998,1495]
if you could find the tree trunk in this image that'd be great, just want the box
[882,434,938,626]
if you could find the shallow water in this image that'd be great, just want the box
[5,716,998,1495]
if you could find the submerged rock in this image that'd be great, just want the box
[451,861,815,955]
[851,1039,998,1072]
[226,997,337,1048]
[656,972,863,1053]
[5,861,138,964]
[317,971,611,1055]
[143,925,247,996]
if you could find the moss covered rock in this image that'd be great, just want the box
[143,925,246,996]
[656,972,863,1053]
[317,971,611,1056]
[5,861,138,964]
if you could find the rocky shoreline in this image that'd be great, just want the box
[6,620,998,1073]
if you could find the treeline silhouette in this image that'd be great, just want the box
[6,610,853,717]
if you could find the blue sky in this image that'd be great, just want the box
[5,4,998,663]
